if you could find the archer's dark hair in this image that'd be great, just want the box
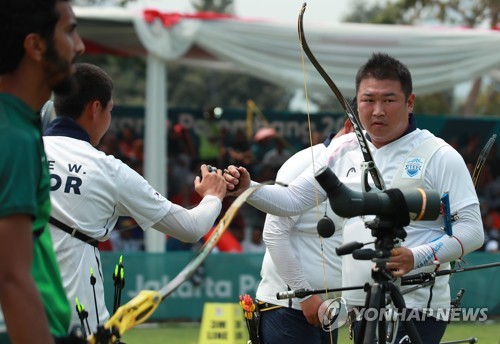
[355,53,413,99]
[54,63,114,119]
[0,0,66,74]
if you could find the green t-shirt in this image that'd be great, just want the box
[0,93,71,338]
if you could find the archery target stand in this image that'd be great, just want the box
[199,303,247,344]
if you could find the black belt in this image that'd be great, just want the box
[256,285,295,312]
[256,301,284,312]
[49,217,99,247]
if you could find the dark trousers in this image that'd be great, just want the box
[393,313,447,344]
[260,307,338,344]
[353,310,447,344]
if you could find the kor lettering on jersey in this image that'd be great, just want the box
[48,160,83,194]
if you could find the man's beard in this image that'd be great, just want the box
[52,74,76,96]
[43,40,77,96]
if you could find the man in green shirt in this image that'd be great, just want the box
[0,0,85,342]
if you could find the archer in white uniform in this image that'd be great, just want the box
[43,63,227,333]
[257,120,353,344]
[225,53,483,343]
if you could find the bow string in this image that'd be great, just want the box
[298,3,385,192]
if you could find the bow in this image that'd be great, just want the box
[87,184,265,343]
[298,3,385,192]
[471,133,496,188]
[296,6,384,343]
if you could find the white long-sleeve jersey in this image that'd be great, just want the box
[43,120,221,332]
[256,143,343,310]
[247,129,483,316]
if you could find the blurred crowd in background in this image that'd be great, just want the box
[96,110,500,255]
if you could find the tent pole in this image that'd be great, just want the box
[144,53,167,252]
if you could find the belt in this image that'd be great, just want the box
[49,217,99,247]
[256,301,284,312]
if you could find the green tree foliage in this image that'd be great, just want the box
[79,55,294,111]
[344,0,411,25]
[74,0,500,115]
[344,0,500,116]
[412,90,455,116]
[77,0,299,113]
[476,80,500,116]
[166,64,293,110]
[401,0,499,27]
[79,55,146,106]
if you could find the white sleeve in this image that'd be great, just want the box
[411,203,483,268]
[261,146,327,293]
[247,168,327,216]
[264,214,313,291]
[411,145,484,267]
[115,160,173,229]
[246,138,350,216]
[114,160,222,242]
[152,195,222,243]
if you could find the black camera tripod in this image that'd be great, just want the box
[350,215,423,344]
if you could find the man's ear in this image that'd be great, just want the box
[407,93,416,112]
[88,100,101,119]
[23,33,46,62]
[344,118,354,134]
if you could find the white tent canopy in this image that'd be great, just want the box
[74,6,500,251]
[76,5,500,96]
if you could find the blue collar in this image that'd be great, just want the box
[44,117,90,143]
[323,132,336,147]
[400,112,417,137]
